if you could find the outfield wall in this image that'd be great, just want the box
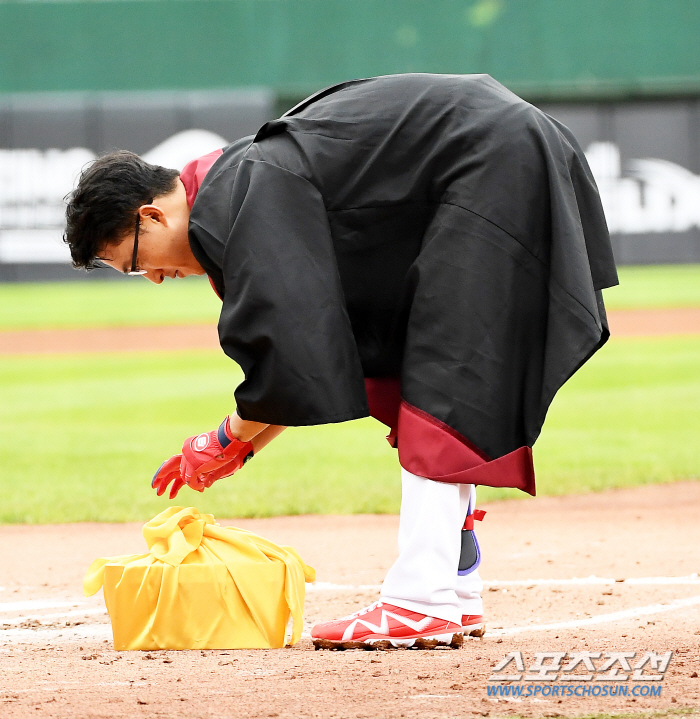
[1,92,699,279]
[1,1,699,277]
[0,0,699,100]
[0,90,274,281]
[539,100,700,266]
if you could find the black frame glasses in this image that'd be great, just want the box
[127,200,153,276]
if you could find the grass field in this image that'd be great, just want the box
[0,275,221,330]
[1,264,700,331]
[1,339,698,523]
[0,265,698,523]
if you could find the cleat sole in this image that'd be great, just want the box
[313,632,463,651]
[462,622,486,638]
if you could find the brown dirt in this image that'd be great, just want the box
[1,309,698,717]
[1,481,699,718]
[607,307,700,337]
[0,324,219,354]
[1,307,699,355]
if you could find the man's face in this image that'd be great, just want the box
[98,185,204,283]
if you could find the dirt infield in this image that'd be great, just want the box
[0,323,220,354]
[1,310,699,717]
[1,307,700,354]
[2,481,699,718]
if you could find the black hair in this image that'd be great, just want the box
[63,150,180,270]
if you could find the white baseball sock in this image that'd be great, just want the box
[380,468,482,625]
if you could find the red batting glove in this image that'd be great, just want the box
[152,417,254,499]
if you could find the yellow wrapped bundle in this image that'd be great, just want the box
[84,506,316,651]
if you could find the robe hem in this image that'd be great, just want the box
[363,378,536,495]
[235,407,370,427]
[396,402,537,496]
[399,401,491,462]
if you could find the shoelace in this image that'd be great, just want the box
[339,601,384,621]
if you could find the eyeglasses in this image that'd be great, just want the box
[128,200,152,276]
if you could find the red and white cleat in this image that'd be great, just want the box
[311,601,463,650]
[461,614,486,637]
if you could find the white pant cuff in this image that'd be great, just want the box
[459,599,484,616]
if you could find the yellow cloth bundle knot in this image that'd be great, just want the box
[84,507,316,651]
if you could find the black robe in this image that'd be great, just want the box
[188,73,617,485]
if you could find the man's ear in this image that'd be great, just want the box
[138,203,168,226]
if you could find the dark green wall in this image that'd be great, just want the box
[1,0,699,100]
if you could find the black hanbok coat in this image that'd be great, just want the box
[187,73,617,495]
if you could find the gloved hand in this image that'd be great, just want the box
[152,417,254,499]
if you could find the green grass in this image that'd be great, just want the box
[0,263,698,522]
[0,350,400,523]
[0,264,699,331]
[602,264,700,310]
[533,335,700,495]
[0,335,698,523]
[0,276,221,330]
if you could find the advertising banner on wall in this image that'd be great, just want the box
[0,90,274,280]
[541,100,700,265]
[0,92,698,279]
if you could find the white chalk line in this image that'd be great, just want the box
[0,599,82,613]
[490,594,700,636]
[2,575,698,644]
[306,574,700,592]
[305,582,383,592]
[6,594,699,645]
[487,573,700,587]
[0,624,111,643]
[2,574,695,612]
[1,607,107,626]
[302,595,700,641]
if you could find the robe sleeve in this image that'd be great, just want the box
[217,159,369,426]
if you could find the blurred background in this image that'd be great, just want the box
[0,0,698,522]
[1,0,699,279]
